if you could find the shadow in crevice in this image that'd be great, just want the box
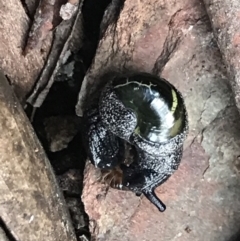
[228,230,240,241]
[0,217,16,241]
[24,1,127,240]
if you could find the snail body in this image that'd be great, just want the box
[83,73,188,212]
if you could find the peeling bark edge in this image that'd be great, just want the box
[26,0,83,108]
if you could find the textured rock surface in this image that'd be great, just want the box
[203,0,240,115]
[81,0,240,240]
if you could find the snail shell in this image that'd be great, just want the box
[83,72,188,212]
[99,73,188,156]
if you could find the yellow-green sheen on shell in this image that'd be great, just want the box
[112,74,185,143]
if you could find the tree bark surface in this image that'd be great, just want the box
[0,0,51,103]
[0,71,77,241]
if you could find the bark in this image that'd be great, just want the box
[80,0,240,240]
[26,0,84,108]
[0,0,51,103]
[0,71,77,240]
[203,0,240,115]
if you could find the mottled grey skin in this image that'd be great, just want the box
[83,73,188,212]
[83,105,125,169]
[121,147,183,211]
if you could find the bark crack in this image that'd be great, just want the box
[0,217,17,241]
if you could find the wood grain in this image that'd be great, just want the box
[0,71,77,241]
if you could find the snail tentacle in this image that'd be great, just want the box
[143,189,166,212]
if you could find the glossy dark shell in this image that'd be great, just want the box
[114,74,185,142]
[99,73,188,156]
[83,72,188,212]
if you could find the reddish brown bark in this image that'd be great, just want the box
[0,0,50,102]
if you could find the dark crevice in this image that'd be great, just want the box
[24,1,125,240]
[79,0,125,69]
[228,230,240,241]
[0,217,17,241]
[80,0,113,68]
[82,0,112,42]
[152,30,181,75]
[19,0,34,20]
[99,0,126,39]
[152,10,183,75]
